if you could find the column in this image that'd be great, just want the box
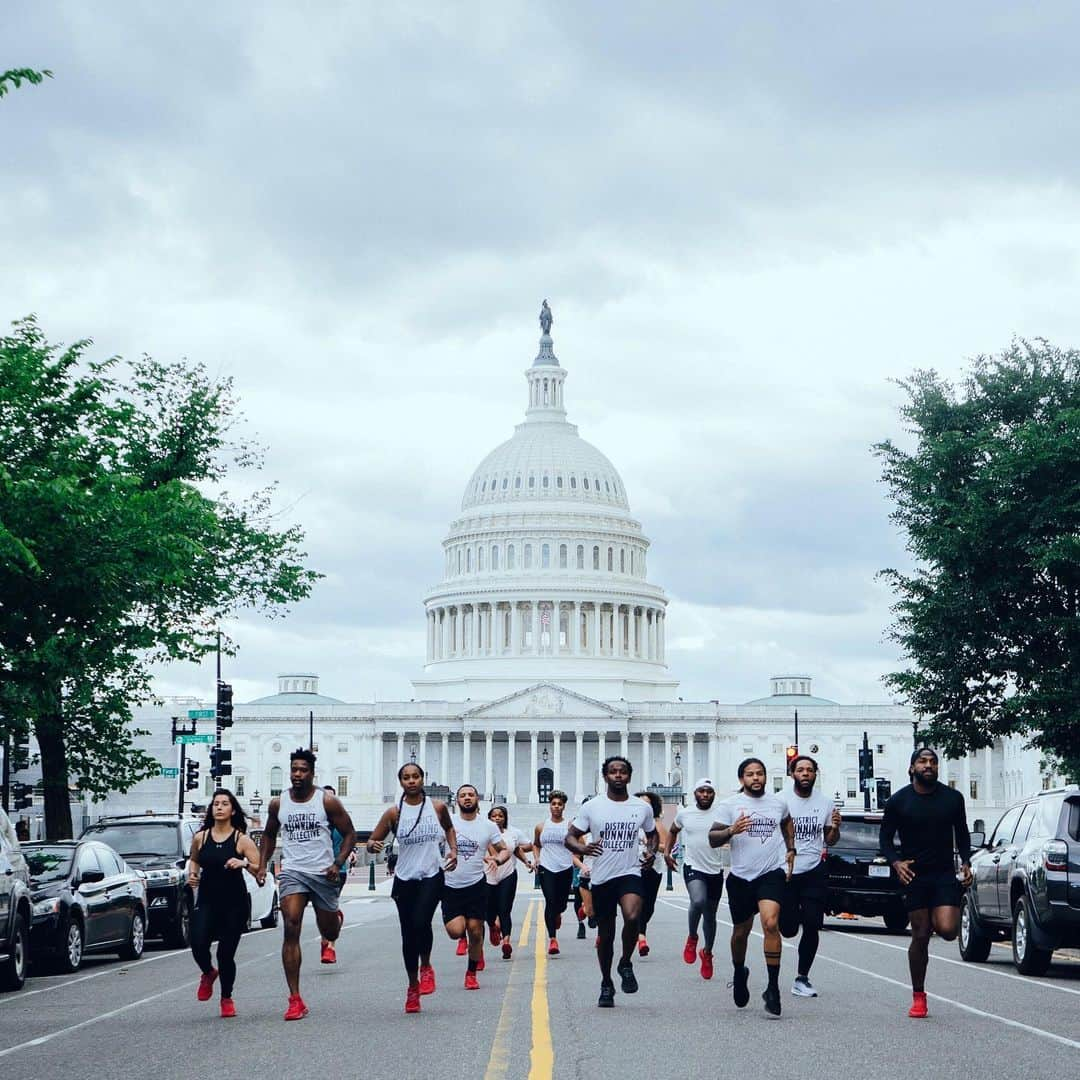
[441,732,450,787]
[462,731,472,787]
[396,732,404,770]
[597,730,606,795]
[572,601,580,654]
[417,730,428,775]
[620,730,628,761]
[510,601,520,655]
[641,732,650,786]
[649,609,658,660]
[591,602,601,656]
[532,601,541,654]
[574,731,584,802]
[708,731,719,783]
[664,731,672,784]
[485,731,494,801]
[637,608,645,657]
[552,731,562,792]
[686,731,695,780]
[984,743,994,806]
[962,753,971,800]
[530,731,539,802]
[506,732,517,804]
[940,754,950,786]
[372,731,383,797]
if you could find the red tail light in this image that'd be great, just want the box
[1043,840,1068,872]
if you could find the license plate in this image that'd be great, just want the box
[868,865,890,878]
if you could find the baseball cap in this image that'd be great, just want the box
[693,777,715,791]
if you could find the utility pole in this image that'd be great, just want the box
[309,710,314,752]
[861,730,872,811]
[794,708,799,751]
[1,734,9,813]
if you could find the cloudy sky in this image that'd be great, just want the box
[5,4,1080,707]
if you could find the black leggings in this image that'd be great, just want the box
[486,874,518,940]
[191,902,245,997]
[391,872,443,981]
[538,866,573,938]
[780,892,825,977]
[639,870,662,934]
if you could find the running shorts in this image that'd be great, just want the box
[726,867,786,925]
[590,874,643,920]
[902,869,963,912]
[278,868,341,913]
[780,863,826,937]
[683,865,725,904]
[441,878,488,923]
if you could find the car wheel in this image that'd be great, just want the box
[958,896,992,962]
[119,910,146,961]
[883,909,909,932]
[260,892,279,929]
[163,895,191,949]
[0,910,29,992]
[57,917,85,974]
[1012,896,1053,976]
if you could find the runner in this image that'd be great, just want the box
[879,747,972,1019]
[187,789,261,1018]
[319,784,348,964]
[780,756,840,997]
[708,758,795,1018]
[367,763,458,1013]
[664,778,725,980]
[634,790,667,958]
[442,785,507,988]
[255,749,356,1020]
[485,805,532,960]
[566,756,658,1008]
[534,790,574,955]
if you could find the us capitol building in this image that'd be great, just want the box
[113,305,1048,830]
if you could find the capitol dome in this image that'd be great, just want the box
[413,303,677,703]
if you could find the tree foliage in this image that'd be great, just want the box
[0,68,53,97]
[0,318,321,836]
[876,339,1080,781]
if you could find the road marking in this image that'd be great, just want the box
[528,901,554,1080]
[484,900,535,1080]
[518,897,535,948]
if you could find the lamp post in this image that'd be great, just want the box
[409,744,417,764]
[249,790,263,817]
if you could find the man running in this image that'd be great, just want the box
[442,785,508,988]
[319,784,348,964]
[780,756,840,997]
[534,791,574,955]
[566,756,658,1008]
[709,758,795,1018]
[664,778,725,980]
[256,749,356,1020]
[485,805,532,959]
[634,790,666,958]
[880,747,972,1019]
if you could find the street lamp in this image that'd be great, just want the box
[674,749,681,767]
[250,789,263,814]
[541,747,549,764]
[409,744,417,764]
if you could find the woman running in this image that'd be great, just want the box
[187,789,260,1018]
[534,790,574,955]
[368,763,457,1014]
[485,806,533,959]
[635,790,667,957]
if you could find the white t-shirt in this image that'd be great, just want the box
[673,804,726,875]
[486,825,523,885]
[716,791,789,882]
[394,798,444,882]
[444,815,502,889]
[572,795,655,886]
[537,819,573,872]
[277,788,334,876]
[784,788,834,875]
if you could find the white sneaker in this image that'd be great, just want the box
[792,976,818,997]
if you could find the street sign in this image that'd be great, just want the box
[187,709,215,719]
[176,733,215,744]
[158,767,180,778]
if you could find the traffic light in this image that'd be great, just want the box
[185,759,200,791]
[210,746,232,778]
[12,782,33,810]
[785,745,799,774]
[10,729,30,772]
[858,746,875,788]
[216,681,234,729]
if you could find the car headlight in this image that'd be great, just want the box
[33,898,61,916]
[144,868,184,885]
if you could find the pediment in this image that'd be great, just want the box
[461,683,627,721]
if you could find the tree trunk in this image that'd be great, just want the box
[35,711,73,840]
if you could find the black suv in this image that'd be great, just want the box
[0,807,32,991]
[80,815,200,948]
[960,786,1080,974]
[824,811,910,931]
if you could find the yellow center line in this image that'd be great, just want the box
[483,900,536,1080]
[528,898,554,1080]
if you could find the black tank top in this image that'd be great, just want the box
[196,829,248,908]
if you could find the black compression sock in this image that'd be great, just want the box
[767,964,780,989]
[467,959,478,973]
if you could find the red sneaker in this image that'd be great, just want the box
[576,905,585,922]
[908,992,928,1019]
[476,952,486,972]
[419,965,436,995]
[699,949,714,981]
[548,938,560,955]
[320,943,336,964]
[197,968,218,1001]
[489,924,501,947]
[502,941,513,959]
[456,937,468,956]
[464,970,480,990]
[682,935,699,965]
[637,935,650,957]
[220,998,236,1019]
[284,994,309,1021]
[405,986,421,1014]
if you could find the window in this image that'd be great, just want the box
[270,766,283,796]
[524,544,533,569]
[948,779,957,790]
[491,546,499,570]
[541,543,550,568]
[570,476,577,489]
[542,475,549,489]
[559,544,567,569]
[847,777,858,799]
[969,779,978,800]
[337,776,350,797]
[742,743,754,753]
[990,804,1024,847]
[97,847,123,876]
[604,480,610,492]
[457,549,462,574]
[593,546,600,570]
[1014,803,1037,845]
[1031,795,1065,841]
[773,777,784,793]
[76,846,102,879]
[234,775,245,796]
[583,477,590,490]
[507,544,515,569]
[514,475,521,489]
[876,743,886,755]
[620,549,625,573]
[466,548,472,572]
[556,475,563,489]
[235,741,246,753]
[772,743,783,754]
[576,545,584,569]
[338,741,348,753]
[528,475,535,489]
[607,547,613,571]
[502,477,508,490]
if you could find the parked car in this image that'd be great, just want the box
[824,811,909,931]
[23,840,147,972]
[960,786,1080,974]
[0,806,32,991]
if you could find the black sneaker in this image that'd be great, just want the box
[763,984,782,1018]
[730,964,750,1008]
[617,961,638,994]
[598,981,615,1008]
[577,922,587,940]
[587,915,596,929]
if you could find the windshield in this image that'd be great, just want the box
[832,821,883,851]
[82,823,180,857]
[25,847,75,884]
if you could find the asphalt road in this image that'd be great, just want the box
[1,880,1078,1080]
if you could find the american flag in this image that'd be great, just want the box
[540,605,551,627]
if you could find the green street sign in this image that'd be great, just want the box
[159,767,180,778]
[176,733,215,744]
[187,709,215,719]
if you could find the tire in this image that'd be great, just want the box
[0,910,29,992]
[958,896,992,963]
[56,917,85,974]
[118,910,145,961]
[163,894,191,949]
[260,892,279,929]
[1012,896,1053,976]
[883,909,909,932]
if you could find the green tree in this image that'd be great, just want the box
[0,68,53,97]
[0,318,321,837]
[876,339,1080,782]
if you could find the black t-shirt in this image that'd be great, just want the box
[879,782,972,874]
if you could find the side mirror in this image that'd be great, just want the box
[969,831,985,849]
[79,869,106,885]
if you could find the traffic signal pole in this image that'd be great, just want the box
[178,741,187,815]
[862,731,872,811]
[1,735,9,813]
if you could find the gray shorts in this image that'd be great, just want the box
[279,868,341,912]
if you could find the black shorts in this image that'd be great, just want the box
[590,874,643,920]
[903,870,963,913]
[683,865,725,904]
[726,868,786,925]
[442,878,488,923]
[780,864,826,936]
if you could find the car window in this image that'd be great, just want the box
[95,846,124,876]
[24,846,75,884]
[81,822,182,857]
[1014,803,1037,846]
[1068,800,1080,843]
[181,822,199,855]
[832,820,883,850]
[990,805,1024,847]
[1029,795,1065,842]
[76,846,102,877]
